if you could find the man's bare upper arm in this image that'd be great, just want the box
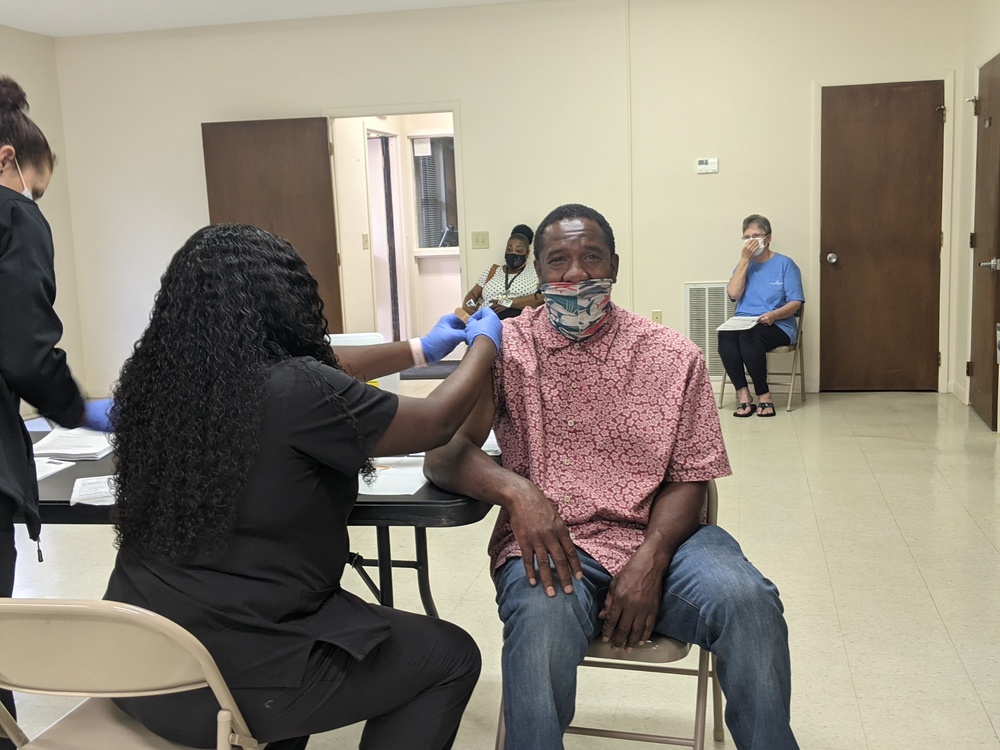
[458,370,496,449]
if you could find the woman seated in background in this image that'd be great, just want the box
[104,224,502,750]
[718,214,804,418]
[461,223,542,319]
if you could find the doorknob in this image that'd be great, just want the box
[980,258,1000,271]
[826,253,838,264]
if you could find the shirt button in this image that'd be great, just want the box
[573,343,581,349]
[569,531,577,540]
[567,419,575,427]
[563,459,572,466]
[563,495,571,503]
[570,383,578,390]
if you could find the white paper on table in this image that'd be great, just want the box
[70,476,115,505]
[716,315,760,332]
[358,456,427,495]
[34,457,75,481]
[24,417,52,432]
[32,427,112,460]
[482,429,501,456]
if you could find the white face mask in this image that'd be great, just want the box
[743,236,767,256]
[14,159,32,201]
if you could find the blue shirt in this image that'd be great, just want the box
[733,252,804,343]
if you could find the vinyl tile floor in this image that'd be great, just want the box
[9,388,1000,749]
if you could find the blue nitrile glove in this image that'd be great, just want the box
[420,313,468,364]
[80,398,113,433]
[465,307,502,351]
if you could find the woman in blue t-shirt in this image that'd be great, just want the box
[718,214,804,417]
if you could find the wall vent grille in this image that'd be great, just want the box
[684,282,737,378]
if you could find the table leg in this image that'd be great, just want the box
[375,527,394,607]
[414,528,439,618]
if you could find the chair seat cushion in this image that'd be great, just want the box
[24,698,195,749]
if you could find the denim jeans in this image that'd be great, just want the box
[494,525,798,750]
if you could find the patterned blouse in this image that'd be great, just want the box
[489,304,731,577]
[476,263,540,308]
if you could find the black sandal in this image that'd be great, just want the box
[733,402,757,418]
[757,402,776,417]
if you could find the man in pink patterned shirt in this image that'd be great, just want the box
[426,204,797,750]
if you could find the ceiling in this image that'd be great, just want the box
[0,0,542,38]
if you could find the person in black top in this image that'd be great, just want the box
[0,75,110,748]
[104,224,502,750]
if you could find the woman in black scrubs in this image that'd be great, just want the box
[104,224,502,750]
[0,76,109,748]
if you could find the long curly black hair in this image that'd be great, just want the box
[110,224,342,561]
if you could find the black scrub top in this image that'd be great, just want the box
[0,186,84,540]
[105,357,398,689]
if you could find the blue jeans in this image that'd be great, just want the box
[494,525,798,750]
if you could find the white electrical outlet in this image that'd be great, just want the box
[651,310,663,324]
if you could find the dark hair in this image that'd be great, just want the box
[509,223,534,246]
[534,204,616,260]
[742,214,772,236]
[0,76,55,172]
[111,224,363,561]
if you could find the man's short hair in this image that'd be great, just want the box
[535,204,616,260]
[742,214,772,236]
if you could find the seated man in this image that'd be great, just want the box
[425,204,798,750]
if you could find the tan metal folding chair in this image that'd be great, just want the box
[495,480,725,749]
[0,599,262,749]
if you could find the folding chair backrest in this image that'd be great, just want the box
[0,599,254,742]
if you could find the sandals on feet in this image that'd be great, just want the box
[757,402,776,417]
[733,402,757,418]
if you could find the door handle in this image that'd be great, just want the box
[979,258,1000,271]
[826,253,838,264]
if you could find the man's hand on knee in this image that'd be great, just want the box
[506,483,583,597]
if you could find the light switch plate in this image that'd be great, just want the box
[471,231,490,249]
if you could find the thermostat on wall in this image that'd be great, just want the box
[696,158,719,174]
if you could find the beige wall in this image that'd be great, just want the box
[3,0,997,399]
[0,26,85,397]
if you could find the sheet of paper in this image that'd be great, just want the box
[358,456,427,496]
[24,417,53,432]
[482,429,501,456]
[70,476,115,505]
[31,427,112,460]
[716,315,760,332]
[34,457,75,481]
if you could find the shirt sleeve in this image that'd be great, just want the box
[784,257,805,303]
[665,348,732,483]
[0,198,84,427]
[477,265,492,287]
[283,360,398,475]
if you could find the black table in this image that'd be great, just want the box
[25,436,491,618]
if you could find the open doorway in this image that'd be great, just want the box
[331,112,461,346]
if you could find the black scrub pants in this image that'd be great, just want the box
[718,323,791,397]
[0,498,17,750]
[116,605,481,750]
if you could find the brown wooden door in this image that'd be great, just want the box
[969,55,1000,430]
[202,117,343,333]
[820,81,944,390]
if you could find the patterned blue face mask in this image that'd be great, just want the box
[539,278,614,341]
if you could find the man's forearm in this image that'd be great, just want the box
[424,437,524,509]
[635,481,706,573]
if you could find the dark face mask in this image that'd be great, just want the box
[505,253,526,270]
